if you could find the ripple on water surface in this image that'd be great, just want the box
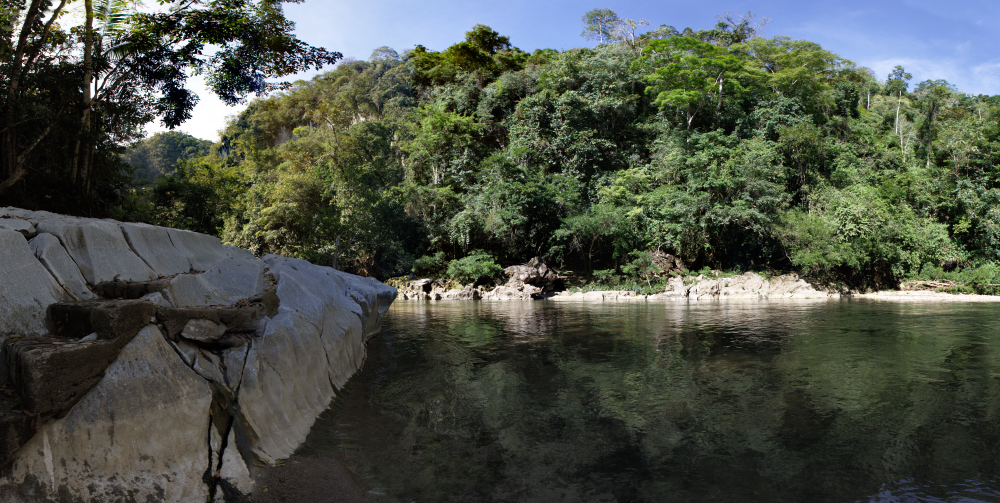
[296,300,1000,503]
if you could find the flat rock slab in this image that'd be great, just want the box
[120,222,192,276]
[34,219,155,284]
[28,233,96,301]
[92,278,170,300]
[0,229,69,336]
[158,305,265,341]
[167,255,265,307]
[165,228,230,271]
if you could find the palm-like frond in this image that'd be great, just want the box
[95,0,140,62]
[102,34,141,62]
[95,0,130,41]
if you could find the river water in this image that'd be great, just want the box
[296,300,1000,502]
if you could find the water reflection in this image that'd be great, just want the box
[298,300,1000,503]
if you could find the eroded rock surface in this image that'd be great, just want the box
[551,272,834,301]
[398,257,564,301]
[0,229,70,337]
[496,256,561,299]
[29,233,97,301]
[398,269,833,303]
[0,207,397,503]
[0,326,213,503]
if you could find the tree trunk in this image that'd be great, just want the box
[2,0,43,184]
[73,0,96,189]
[717,73,724,113]
[896,93,903,134]
[1,0,69,190]
[332,235,341,270]
[82,142,95,192]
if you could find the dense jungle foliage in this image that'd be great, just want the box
[0,0,340,215]
[8,3,1000,292]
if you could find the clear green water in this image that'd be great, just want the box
[298,300,1000,502]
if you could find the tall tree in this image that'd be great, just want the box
[613,17,650,50]
[634,36,744,129]
[0,0,73,193]
[886,65,912,146]
[581,8,620,45]
[710,11,770,46]
[410,25,525,88]
[0,0,342,201]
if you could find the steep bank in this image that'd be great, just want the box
[0,207,396,502]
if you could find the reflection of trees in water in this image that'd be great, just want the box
[305,301,1000,503]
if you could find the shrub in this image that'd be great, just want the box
[412,251,446,277]
[621,251,659,288]
[910,262,1000,295]
[446,251,502,285]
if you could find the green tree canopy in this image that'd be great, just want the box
[634,36,745,129]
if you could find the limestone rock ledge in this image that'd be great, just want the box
[398,271,834,302]
[0,207,397,502]
[551,272,835,301]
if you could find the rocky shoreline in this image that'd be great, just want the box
[396,271,835,302]
[395,265,1000,303]
[853,290,1000,302]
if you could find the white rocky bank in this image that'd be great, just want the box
[551,272,835,301]
[0,207,396,502]
[400,272,834,301]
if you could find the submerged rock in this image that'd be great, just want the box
[0,207,397,502]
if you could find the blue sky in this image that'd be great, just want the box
[160,0,1000,141]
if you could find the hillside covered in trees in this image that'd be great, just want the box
[125,132,213,183]
[122,11,1000,291]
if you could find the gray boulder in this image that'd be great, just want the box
[119,222,193,276]
[0,218,35,238]
[34,218,155,284]
[0,229,69,336]
[663,276,689,297]
[0,209,397,502]
[498,256,560,299]
[0,325,214,503]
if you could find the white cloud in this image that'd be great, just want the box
[868,58,959,82]
[863,57,1000,96]
[971,61,1000,94]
